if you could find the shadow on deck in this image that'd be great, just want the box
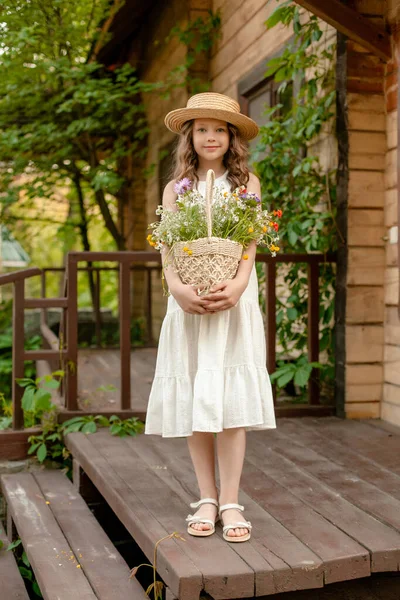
[65,416,400,600]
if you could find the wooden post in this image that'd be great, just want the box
[119,260,131,409]
[66,256,78,411]
[308,260,320,405]
[12,280,25,430]
[266,261,277,404]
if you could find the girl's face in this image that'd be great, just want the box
[192,118,230,162]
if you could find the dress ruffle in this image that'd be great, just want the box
[145,266,277,438]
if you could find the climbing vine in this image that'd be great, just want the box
[255,0,337,399]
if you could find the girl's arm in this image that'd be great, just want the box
[201,173,261,312]
[161,181,210,315]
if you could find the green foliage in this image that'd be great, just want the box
[17,371,64,429]
[17,369,145,467]
[270,355,324,388]
[0,302,42,404]
[0,0,221,252]
[0,535,42,598]
[255,1,337,400]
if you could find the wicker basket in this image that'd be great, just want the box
[173,169,243,293]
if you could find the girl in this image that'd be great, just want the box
[145,92,277,542]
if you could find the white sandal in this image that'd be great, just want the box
[219,503,252,542]
[186,498,219,537]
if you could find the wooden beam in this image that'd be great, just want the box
[294,0,391,61]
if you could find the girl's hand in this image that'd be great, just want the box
[201,279,247,313]
[170,282,210,315]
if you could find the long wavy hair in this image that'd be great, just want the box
[172,120,250,190]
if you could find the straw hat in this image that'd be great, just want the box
[164,92,259,141]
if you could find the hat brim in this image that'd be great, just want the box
[164,107,259,141]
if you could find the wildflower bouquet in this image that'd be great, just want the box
[147,170,281,293]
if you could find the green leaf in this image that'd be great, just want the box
[277,371,294,388]
[287,307,298,321]
[21,387,36,412]
[16,378,35,388]
[19,566,33,580]
[32,580,43,597]
[82,421,97,434]
[294,365,312,387]
[22,550,30,567]
[37,443,48,463]
[7,539,22,551]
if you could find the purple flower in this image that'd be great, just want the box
[174,178,192,194]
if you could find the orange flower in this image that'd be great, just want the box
[243,254,249,260]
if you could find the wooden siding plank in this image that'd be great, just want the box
[33,470,145,600]
[128,434,325,595]
[245,435,400,572]
[89,430,255,600]
[64,432,203,600]
[0,521,30,599]
[0,473,97,600]
[346,286,384,323]
[348,170,384,208]
[346,325,384,363]
[293,0,391,60]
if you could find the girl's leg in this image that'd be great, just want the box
[216,427,248,538]
[187,432,218,531]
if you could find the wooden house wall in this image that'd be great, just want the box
[132,0,400,423]
[382,0,400,425]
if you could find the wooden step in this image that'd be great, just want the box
[0,521,30,599]
[1,470,147,600]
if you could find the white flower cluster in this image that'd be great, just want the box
[147,181,281,256]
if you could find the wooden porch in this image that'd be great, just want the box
[59,416,400,598]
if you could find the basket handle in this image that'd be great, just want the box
[205,169,215,241]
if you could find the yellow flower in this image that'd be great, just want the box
[183,246,189,252]
[248,227,254,233]
[275,246,280,252]
[224,192,228,197]
[243,254,249,260]
[262,226,267,233]
[188,250,193,255]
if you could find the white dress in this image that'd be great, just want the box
[145,170,277,437]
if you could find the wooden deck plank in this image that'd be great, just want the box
[240,458,370,584]
[33,469,146,600]
[1,473,97,600]
[266,573,400,600]
[246,434,400,572]
[89,430,256,600]
[299,417,400,475]
[64,431,203,600]
[78,348,156,411]
[129,434,326,595]
[255,425,400,532]
[0,521,30,599]
[276,419,400,501]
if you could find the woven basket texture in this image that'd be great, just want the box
[172,170,243,290]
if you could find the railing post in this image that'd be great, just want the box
[12,280,25,430]
[308,260,320,405]
[66,256,78,410]
[95,268,102,348]
[40,270,47,329]
[119,260,131,409]
[266,261,277,405]
[146,267,154,346]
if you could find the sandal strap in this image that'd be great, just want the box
[189,497,218,509]
[223,521,252,532]
[186,516,216,526]
[219,503,244,514]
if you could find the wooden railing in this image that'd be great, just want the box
[0,250,336,433]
